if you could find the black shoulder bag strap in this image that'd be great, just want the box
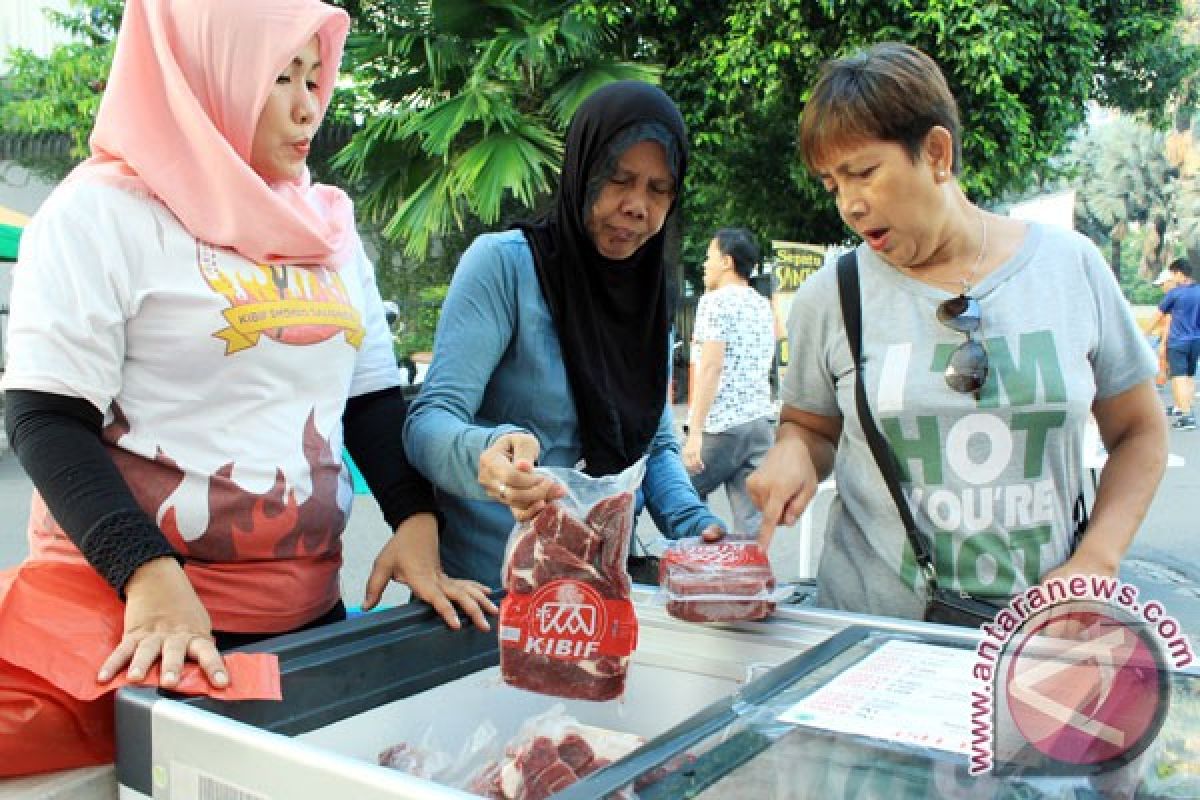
[835,251,940,592]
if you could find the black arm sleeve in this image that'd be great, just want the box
[5,389,180,596]
[342,386,438,530]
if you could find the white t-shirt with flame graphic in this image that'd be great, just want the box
[2,181,400,632]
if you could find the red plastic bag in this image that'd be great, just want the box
[0,561,281,778]
[0,659,117,775]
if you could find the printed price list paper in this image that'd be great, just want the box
[777,639,974,755]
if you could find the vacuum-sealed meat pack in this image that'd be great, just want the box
[658,537,785,623]
[498,460,645,701]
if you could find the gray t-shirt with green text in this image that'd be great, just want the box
[782,223,1156,618]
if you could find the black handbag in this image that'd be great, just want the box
[626,524,662,586]
[835,252,1087,627]
[626,555,662,586]
[924,586,1013,628]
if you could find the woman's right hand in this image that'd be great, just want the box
[746,436,821,551]
[98,556,228,689]
[477,432,566,522]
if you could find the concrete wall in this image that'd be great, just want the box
[0,161,57,216]
[0,0,73,68]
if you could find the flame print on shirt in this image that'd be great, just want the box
[197,241,365,354]
[98,403,347,564]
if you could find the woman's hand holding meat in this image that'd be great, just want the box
[478,432,567,522]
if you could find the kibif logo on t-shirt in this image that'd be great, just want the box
[198,242,365,354]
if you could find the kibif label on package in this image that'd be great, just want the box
[499,579,638,661]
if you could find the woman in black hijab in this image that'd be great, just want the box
[400,81,726,618]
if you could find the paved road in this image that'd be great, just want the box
[1117,388,1200,646]
[1,397,1198,645]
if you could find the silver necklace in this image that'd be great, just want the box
[906,208,988,294]
[961,208,987,295]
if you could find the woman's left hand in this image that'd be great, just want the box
[364,512,497,631]
[1040,544,1120,586]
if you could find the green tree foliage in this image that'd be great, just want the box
[1,0,1195,292]
[332,0,660,258]
[391,284,449,358]
[1105,223,1172,305]
[1070,119,1174,245]
[642,0,1198,274]
[0,0,122,158]
[1171,148,1200,267]
[1054,113,1200,305]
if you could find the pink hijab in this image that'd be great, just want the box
[71,0,354,268]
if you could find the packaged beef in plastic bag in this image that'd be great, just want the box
[657,537,789,623]
[498,460,645,702]
[467,705,643,800]
[377,717,499,788]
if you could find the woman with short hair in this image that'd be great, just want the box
[749,42,1167,618]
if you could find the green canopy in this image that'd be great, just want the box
[0,222,20,262]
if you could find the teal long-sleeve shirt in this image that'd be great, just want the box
[403,230,725,588]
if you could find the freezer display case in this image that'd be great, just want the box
[553,626,1200,800]
[115,592,1200,799]
[115,589,838,799]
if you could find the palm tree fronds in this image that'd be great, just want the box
[386,167,464,258]
[546,62,663,127]
[451,124,563,221]
[401,86,523,156]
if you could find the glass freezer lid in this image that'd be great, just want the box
[556,625,1200,800]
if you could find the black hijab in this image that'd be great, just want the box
[513,81,687,477]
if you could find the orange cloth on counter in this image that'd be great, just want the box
[0,562,281,777]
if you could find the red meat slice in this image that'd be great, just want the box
[506,528,538,595]
[551,512,605,564]
[513,736,559,777]
[555,733,595,774]
[521,762,577,800]
[500,649,628,702]
[590,493,634,598]
[506,736,574,800]
[591,655,624,677]
[532,540,604,587]
[530,503,568,544]
[586,492,632,540]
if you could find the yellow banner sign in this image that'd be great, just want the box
[771,241,826,292]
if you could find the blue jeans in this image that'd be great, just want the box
[689,416,775,536]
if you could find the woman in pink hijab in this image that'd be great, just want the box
[0,0,492,775]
